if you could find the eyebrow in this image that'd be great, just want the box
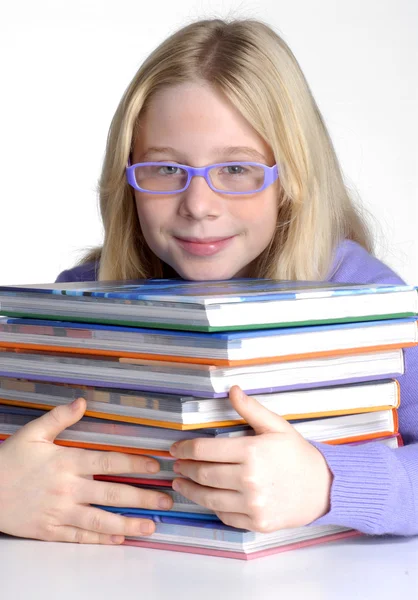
[138,146,269,163]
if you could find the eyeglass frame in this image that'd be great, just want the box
[126,160,279,195]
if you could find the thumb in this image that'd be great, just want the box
[229,386,295,436]
[21,397,87,443]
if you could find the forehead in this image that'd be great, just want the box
[133,83,273,161]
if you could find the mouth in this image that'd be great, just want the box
[173,235,236,257]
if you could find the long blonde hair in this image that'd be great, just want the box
[83,18,373,281]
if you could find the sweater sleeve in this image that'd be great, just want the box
[55,262,98,283]
[308,240,418,535]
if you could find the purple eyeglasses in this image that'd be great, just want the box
[126,161,279,195]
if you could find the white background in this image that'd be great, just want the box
[1,0,417,285]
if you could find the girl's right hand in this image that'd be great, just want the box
[0,397,173,544]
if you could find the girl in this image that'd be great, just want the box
[1,18,417,544]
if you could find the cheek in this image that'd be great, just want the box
[255,190,278,230]
[135,200,153,229]
[134,197,171,235]
[134,200,169,261]
[230,192,277,231]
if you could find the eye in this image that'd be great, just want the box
[222,165,248,175]
[158,165,181,175]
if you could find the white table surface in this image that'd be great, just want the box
[1,533,418,599]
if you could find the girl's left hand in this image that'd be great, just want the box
[169,385,333,533]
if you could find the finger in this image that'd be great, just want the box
[17,398,87,443]
[45,526,126,545]
[229,386,295,435]
[75,450,161,477]
[170,437,248,463]
[215,511,259,532]
[172,478,242,513]
[80,480,173,510]
[68,505,156,537]
[174,460,241,491]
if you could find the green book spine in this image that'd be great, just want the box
[0,311,414,332]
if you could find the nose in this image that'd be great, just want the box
[178,174,222,220]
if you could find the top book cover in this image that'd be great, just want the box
[0,279,416,332]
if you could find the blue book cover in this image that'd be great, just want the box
[94,507,249,532]
[0,278,415,303]
[94,505,222,522]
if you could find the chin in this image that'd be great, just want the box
[174,263,243,281]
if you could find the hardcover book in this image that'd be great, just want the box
[0,316,415,365]
[0,377,401,430]
[0,347,405,397]
[0,279,416,331]
[0,404,399,456]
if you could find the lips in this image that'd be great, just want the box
[174,235,235,257]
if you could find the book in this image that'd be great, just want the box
[0,347,405,397]
[77,500,364,559]
[0,377,401,429]
[0,279,416,331]
[0,405,399,455]
[0,316,416,365]
[97,508,220,520]
[81,495,364,559]
[122,521,360,560]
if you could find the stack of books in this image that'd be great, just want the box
[0,278,416,559]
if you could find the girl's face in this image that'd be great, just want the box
[131,83,279,280]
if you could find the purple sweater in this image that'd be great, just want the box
[56,240,418,536]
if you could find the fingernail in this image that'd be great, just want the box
[111,535,124,544]
[173,462,181,473]
[170,443,179,457]
[158,497,171,509]
[71,398,82,411]
[146,460,159,474]
[172,480,180,492]
[139,521,154,535]
[235,387,244,400]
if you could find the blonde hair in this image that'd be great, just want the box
[83,18,373,281]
